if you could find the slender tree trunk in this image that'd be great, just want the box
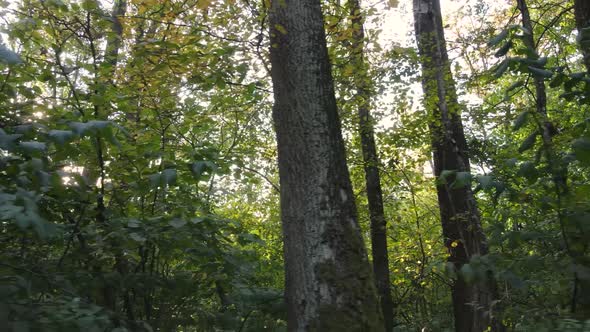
[570,0,590,319]
[95,0,128,317]
[348,1,394,330]
[574,0,590,72]
[412,0,503,331]
[105,0,127,72]
[516,0,565,192]
[572,0,590,319]
[269,0,384,331]
[516,0,590,318]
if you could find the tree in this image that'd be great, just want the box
[515,0,590,318]
[412,0,503,330]
[348,0,394,330]
[575,0,590,72]
[268,0,384,330]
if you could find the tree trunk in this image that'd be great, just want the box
[412,0,503,331]
[348,1,394,330]
[95,0,127,317]
[516,0,565,193]
[104,0,127,71]
[574,0,590,72]
[516,0,590,318]
[571,0,590,319]
[269,0,384,331]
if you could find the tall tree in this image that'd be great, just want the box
[515,0,565,192]
[574,0,590,72]
[573,0,590,316]
[516,0,590,317]
[412,0,503,330]
[348,0,394,330]
[269,0,384,330]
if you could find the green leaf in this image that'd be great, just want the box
[148,173,161,188]
[494,40,512,57]
[69,120,111,136]
[149,169,177,188]
[549,73,567,88]
[14,124,34,134]
[0,129,22,150]
[518,161,537,181]
[460,264,475,283]
[48,130,76,145]
[512,111,529,131]
[506,80,525,93]
[525,57,547,67]
[571,72,585,80]
[488,29,509,47]
[573,138,590,165]
[438,170,456,185]
[127,219,141,228]
[130,233,146,243]
[19,141,47,152]
[444,262,457,279]
[475,175,494,190]
[191,161,216,180]
[528,66,553,79]
[451,171,472,189]
[503,271,526,290]
[162,169,177,185]
[505,158,518,167]
[518,131,538,153]
[169,218,186,228]
[0,44,23,65]
[191,217,205,224]
[15,212,32,229]
[494,59,509,78]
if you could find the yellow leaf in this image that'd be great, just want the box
[197,0,212,9]
[387,0,399,8]
[343,64,354,77]
[274,24,287,35]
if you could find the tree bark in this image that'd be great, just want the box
[269,0,384,331]
[348,1,394,330]
[574,0,590,72]
[105,0,127,71]
[412,0,503,331]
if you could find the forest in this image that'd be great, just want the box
[0,0,589,331]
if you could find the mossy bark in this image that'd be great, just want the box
[269,0,384,330]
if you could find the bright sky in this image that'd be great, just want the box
[375,0,509,47]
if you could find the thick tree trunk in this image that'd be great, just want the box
[574,0,590,72]
[269,1,384,331]
[348,1,394,330]
[412,0,503,331]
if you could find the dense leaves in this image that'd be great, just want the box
[1,0,590,331]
